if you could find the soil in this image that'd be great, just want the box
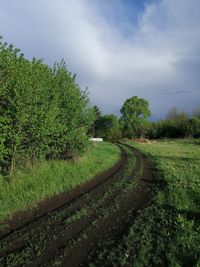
[0,143,155,267]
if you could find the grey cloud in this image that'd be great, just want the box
[0,0,200,118]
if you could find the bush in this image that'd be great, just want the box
[0,39,95,177]
[148,117,200,139]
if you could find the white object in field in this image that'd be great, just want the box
[89,138,103,142]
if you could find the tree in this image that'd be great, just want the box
[91,105,102,137]
[120,96,151,138]
[182,117,200,138]
[193,107,200,119]
[166,107,188,122]
[94,114,121,140]
[93,105,101,119]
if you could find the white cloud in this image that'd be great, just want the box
[0,0,200,118]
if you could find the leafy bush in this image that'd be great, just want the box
[0,39,95,177]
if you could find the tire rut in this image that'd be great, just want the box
[0,143,155,267]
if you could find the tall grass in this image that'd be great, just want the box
[0,142,120,221]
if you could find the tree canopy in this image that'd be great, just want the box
[94,114,121,140]
[120,96,150,138]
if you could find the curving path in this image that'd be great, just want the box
[0,143,155,267]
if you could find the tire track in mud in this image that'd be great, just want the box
[0,143,155,267]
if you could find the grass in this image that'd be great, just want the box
[2,139,200,266]
[0,142,120,221]
[130,139,200,212]
[90,139,200,267]
[124,139,200,267]
[0,143,137,266]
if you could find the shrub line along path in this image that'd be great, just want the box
[0,143,155,267]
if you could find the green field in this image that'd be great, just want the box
[127,139,200,267]
[131,139,200,213]
[91,139,200,266]
[0,142,120,221]
[1,139,200,266]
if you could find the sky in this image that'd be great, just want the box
[0,0,200,119]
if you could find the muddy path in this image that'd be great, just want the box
[0,143,155,267]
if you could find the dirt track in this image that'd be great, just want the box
[0,143,155,267]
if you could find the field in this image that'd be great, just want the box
[0,142,120,221]
[0,139,200,266]
[119,139,200,267]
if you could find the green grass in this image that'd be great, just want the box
[130,139,200,212]
[90,139,200,267]
[0,142,120,221]
[125,139,200,267]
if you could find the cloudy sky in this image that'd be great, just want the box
[0,0,200,119]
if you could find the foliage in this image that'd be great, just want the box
[90,105,102,137]
[148,117,200,139]
[186,117,200,137]
[166,107,188,121]
[0,39,95,177]
[94,114,121,140]
[193,107,200,119]
[120,96,151,138]
[93,105,101,119]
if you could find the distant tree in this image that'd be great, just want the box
[136,120,151,138]
[138,106,200,140]
[95,114,121,140]
[182,117,200,138]
[90,105,102,137]
[163,107,189,138]
[120,96,151,138]
[166,107,188,122]
[166,107,179,120]
[193,107,200,119]
[93,105,101,119]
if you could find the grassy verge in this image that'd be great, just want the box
[91,139,200,267]
[0,142,120,221]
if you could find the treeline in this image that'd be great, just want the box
[0,38,94,177]
[148,109,200,139]
[92,100,200,140]
[1,38,199,177]
[92,96,151,140]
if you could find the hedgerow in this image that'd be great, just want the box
[0,38,95,177]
